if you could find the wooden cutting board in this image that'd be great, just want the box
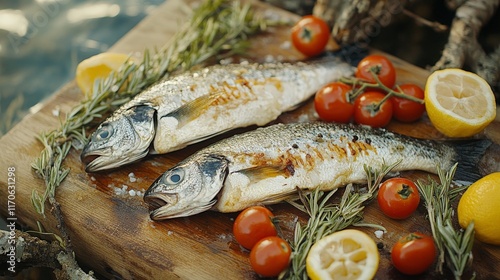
[1,0,499,279]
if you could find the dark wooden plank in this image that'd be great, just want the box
[0,0,499,279]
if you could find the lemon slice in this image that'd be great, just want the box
[76,52,132,97]
[425,68,496,137]
[458,172,500,245]
[306,229,379,280]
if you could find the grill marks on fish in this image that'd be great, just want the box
[229,128,378,175]
[200,123,458,211]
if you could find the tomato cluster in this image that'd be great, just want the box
[233,206,291,277]
[314,55,426,127]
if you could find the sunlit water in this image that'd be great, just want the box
[0,0,165,136]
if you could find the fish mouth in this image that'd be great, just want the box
[144,193,179,220]
[81,154,100,167]
[80,149,112,173]
[81,145,150,172]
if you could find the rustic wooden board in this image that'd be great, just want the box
[1,0,499,279]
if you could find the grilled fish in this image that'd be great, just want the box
[144,122,490,220]
[81,58,354,172]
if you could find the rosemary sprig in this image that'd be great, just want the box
[31,0,272,216]
[416,164,475,279]
[284,161,400,279]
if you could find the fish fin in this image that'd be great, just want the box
[263,192,300,205]
[451,139,492,182]
[237,165,292,181]
[161,91,221,128]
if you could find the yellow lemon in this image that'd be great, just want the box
[424,68,496,138]
[76,52,131,97]
[306,229,379,280]
[457,172,500,245]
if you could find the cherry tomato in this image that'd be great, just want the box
[391,232,437,275]
[314,82,354,123]
[233,206,277,250]
[356,54,396,89]
[250,236,291,277]
[392,84,425,122]
[291,15,330,57]
[377,178,420,219]
[353,91,393,128]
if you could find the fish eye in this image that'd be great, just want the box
[95,124,113,141]
[165,168,184,185]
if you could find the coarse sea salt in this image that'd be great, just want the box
[128,172,137,183]
[280,41,291,50]
[264,54,275,63]
[52,107,60,117]
[374,230,384,239]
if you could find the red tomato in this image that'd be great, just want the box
[391,232,437,275]
[291,15,330,57]
[250,236,291,277]
[353,91,393,128]
[314,82,354,123]
[392,84,425,122]
[356,54,396,88]
[377,178,420,219]
[233,206,277,250]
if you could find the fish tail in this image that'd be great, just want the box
[451,139,492,182]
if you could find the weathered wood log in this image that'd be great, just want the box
[313,0,403,46]
[432,0,500,90]
[312,0,500,92]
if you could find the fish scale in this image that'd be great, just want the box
[81,58,354,172]
[204,123,455,211]
[144,122,491,220]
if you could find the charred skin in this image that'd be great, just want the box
[81,58,354,172]
[145,122,460,220]
[205,123,455,212]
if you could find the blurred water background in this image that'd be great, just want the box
[0,0,165,137]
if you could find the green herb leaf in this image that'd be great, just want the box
[416,164,475,279]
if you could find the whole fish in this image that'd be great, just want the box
[144,122,490,220]
[81,58,354,172]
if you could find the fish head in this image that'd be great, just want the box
[144,153,229,220]
[81,105,156,172]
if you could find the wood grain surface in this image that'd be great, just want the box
[0,0,499,279]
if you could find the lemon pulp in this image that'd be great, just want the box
[424,68,496,137]
[306,229,379,280]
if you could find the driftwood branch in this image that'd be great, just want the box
[432,0,500,77]
[313,0,404,46]
[312,0,500,91]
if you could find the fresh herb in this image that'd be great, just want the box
[284,161,399,279]
[31,0,272,216]
[416,164,475,279]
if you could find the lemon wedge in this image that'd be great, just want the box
[76,52,131,97]
[306,229,379,280]
[424,68,496,137]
